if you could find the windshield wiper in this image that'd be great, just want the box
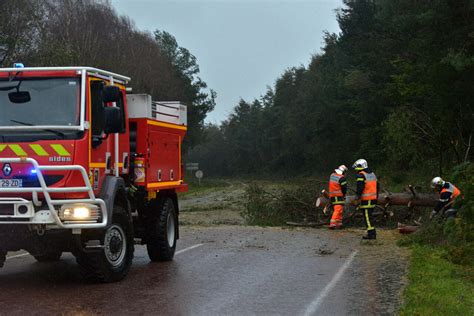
[10,119,66,138]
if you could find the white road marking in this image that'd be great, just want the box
[303,250,358,316]
[176,243,204,255]
[4,243,204,262]
[6,253,29,260]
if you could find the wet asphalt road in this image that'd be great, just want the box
[0,226,407,315]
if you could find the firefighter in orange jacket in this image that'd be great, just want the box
[430,177,462,219]
[328,165,348,229]
[352,159,377,240]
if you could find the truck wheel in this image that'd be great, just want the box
[34,251,62,262]
[146,197,177,262]
[76,206,134,282]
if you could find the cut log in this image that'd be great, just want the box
[315,192,438,208]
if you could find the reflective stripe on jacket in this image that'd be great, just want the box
[360,171,377,201]
[329,173,344,197]
[440,182,461,202]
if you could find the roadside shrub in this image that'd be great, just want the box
[400,162,474,266]
[242,182,321,226]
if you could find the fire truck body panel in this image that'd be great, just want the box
[0,139,87,200]
[130,118,187,192]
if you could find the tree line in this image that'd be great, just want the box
[0,0,215,148]
[189,0,473,182]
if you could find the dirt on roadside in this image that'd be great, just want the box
[178,182,246,226]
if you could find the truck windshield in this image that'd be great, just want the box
[0,78,80,127]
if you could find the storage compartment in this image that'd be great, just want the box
[147,131,180,183]
[127,94,187,126]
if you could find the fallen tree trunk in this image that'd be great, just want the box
[316,189,438,209]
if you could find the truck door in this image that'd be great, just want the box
[89,80,110,192]
[89,79,129,193]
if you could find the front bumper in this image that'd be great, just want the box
[0,158,107,229]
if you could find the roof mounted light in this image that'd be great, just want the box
[13,63,25,68]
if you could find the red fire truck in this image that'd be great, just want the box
[0,66,188,282]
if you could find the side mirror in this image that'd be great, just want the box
[104,107,123,134]
[8,91,31,103]
[103,85,121,103]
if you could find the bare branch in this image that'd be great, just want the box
[464,134,472,162]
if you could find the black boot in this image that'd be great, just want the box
[362,230,376,240]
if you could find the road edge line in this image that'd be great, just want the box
[175,243,204,255]
[5,243,204,261]
[303,250,358,316]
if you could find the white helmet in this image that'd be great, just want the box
[431,176,445,188]
[334,164,348,175]
[352,159,368,170]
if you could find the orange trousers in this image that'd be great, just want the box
[329,204,344,227]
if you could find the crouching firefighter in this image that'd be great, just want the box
[430,177,462,219]
[328,165,348,229]
[352,159,378,240]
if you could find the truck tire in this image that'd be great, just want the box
[34,251,62,262]
[76,206,134,282]
[146,197,177,262]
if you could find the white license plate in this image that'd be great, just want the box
[0,179,22,188]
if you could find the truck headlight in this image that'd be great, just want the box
[59,204,100,222]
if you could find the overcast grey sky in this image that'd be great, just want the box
[110,0,343,123]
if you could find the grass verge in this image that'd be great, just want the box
[399,245,474,315]
[181,178,230,196]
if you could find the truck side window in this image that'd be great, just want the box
[90,81,105,136]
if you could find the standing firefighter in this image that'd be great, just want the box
[352,159,378,240]
[328,165,348,229]
[430,177,462,219]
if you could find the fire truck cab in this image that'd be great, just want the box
[0,66,187,282]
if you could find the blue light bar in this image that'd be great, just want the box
[13,63,25,68]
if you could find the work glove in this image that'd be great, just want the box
[322,205,330,216]
[429,210,437,220]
